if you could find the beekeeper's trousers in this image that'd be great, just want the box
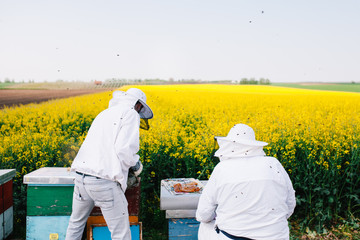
[65,173,131,240]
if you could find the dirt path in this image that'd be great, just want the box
[0,89,111,109]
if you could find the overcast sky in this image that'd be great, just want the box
[0,0,359,83]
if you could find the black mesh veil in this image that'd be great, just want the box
[140,118,150,130]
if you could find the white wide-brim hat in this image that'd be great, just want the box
[126,88,153,119]
[215,124,268,146]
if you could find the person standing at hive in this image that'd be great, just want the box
[65,88,153,240]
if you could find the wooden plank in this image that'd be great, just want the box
[125,182,141,216]
[168,218,200,240]
[86,216,139,240]
[4,206,14,238]
[1,204,14,239]
[0,185,3,214]
[0,212,3,240]
[3,180,13,211]
[27,186,74,216]
[26,216,70,240]
[27,184,141,216]
[86,215,138,226]
[88,222,142,240]
[0,169,16,185]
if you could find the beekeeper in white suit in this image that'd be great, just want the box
[196,124,296,240]
[65,88,153,240]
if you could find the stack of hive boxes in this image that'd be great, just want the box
[24,167,142,240]
[160,179,207,240]
[0,169,16,240]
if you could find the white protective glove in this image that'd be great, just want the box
[131,161,143,177]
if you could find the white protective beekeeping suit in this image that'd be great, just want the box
[196,124,296,240]
[66,88,152,240]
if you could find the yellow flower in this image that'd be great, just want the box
[1,84,359,182]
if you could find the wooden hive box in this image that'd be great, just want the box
[24,167,142,240]
[0,169,16,240]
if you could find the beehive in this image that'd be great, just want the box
[24,167,142,240]
[160,179,207,240]
[0,169,16,240]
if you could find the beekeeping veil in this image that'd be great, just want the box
[214,124,268,161]
[109,88,153,130]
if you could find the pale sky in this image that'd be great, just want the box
[0,0,359,83]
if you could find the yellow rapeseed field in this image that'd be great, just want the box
[135,84,360,176]
[1,84,359,231]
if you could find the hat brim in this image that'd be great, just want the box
[138,99,153,119]
[215,136,268,147]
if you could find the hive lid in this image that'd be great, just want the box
[0,169,16,185]
[23,167,76,185]
[160,179,207,210]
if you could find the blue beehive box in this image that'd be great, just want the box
[168,218,200,240]
[91,223,141,240]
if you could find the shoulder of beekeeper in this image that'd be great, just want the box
[201,155,295,200]
[197,156,296,220]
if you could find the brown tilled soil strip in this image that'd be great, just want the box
[0,89,112,109]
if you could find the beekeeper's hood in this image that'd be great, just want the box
[108,88,153,119]
[214,124,268,161]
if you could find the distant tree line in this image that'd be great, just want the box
[102,78,271,85]
[0,77,272,85]
[239,78,271,85]
[103,78,206,85]
[0,78,15,83]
